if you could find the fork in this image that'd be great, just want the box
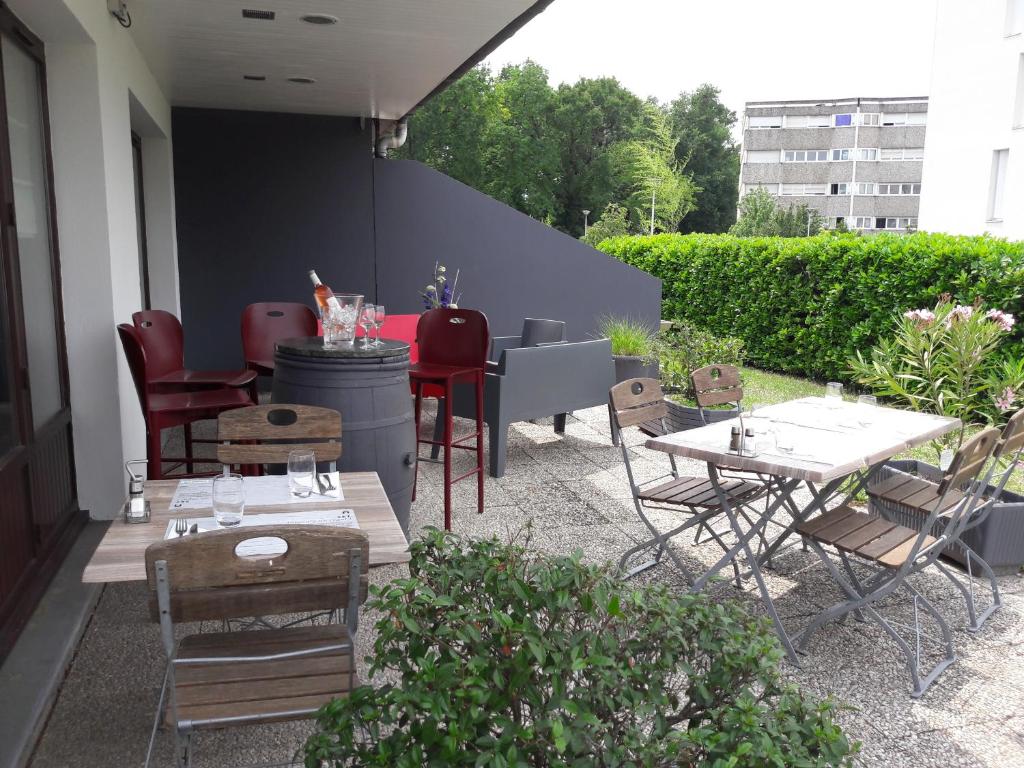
[173,518,188,537]
[320,473,335,491]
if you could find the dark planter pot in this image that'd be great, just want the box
[638,397,739,437]
[612,355,658,384]
[869,460,1024,575]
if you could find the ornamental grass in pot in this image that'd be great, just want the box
[598,315,659,383]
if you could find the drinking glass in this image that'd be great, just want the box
[288,449,315,498]
[212,473,245,527]
[856,394,878,427]
[746,402,771,434]
[825,381,843,406]
[775,426,795,454]
[373,304,386,346]
[359,303,376,348]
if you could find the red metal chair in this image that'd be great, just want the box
[409,308,489,530]
[132,310,257,401]
[241,302,318,376]
[118,324,254,480]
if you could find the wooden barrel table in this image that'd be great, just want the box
[272,337,415,535]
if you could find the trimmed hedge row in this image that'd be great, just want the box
[600,232,1024,381]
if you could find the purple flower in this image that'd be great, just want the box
[995,386,1017,412]
[986,308,1016,332]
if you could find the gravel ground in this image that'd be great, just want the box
[28,404,1024,767]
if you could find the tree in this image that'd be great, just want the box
[729,188,823,237]
[581,202,630,246]
[669,84,741,233]
[774,202,824,237]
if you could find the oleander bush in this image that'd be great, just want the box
[303,528,855,767]
[600,232,1024,381]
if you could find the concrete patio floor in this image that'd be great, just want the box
[26,404,1024,767]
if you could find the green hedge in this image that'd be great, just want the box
[600,232,1024,381]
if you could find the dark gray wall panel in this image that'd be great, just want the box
[172,108,375,369]
[372,160,661,341]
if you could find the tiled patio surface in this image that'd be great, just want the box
[28,404,1024,767]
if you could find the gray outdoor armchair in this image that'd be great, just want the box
[488,318,567,366]
[437,337,616,477]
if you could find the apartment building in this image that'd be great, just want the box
[739,97,928,232]
[918,0,1024,239]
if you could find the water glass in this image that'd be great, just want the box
[775,427,795,454]
[359,303,376,348]
[856,394,878,427]
[373,304,386,346]
[746,402,771,434]
[825,381,843,406]
[212,473,245,527]
[288,449,315,498]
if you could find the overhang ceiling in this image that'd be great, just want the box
[125,0,543,119]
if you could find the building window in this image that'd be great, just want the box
[874,217,918,230]
[748,115,783,129]
[744,183,779,194]
[880,147,925,160]
[1015,53,1024,128]
[830,183,851,195]
[832,148,850,161]
[834,216,846,228]
[856,182,876,195]
[785,114,830,128]
[850,217,873,229]
[834,113,853,127]
[856,148,878,161]
[881,112,927,126]
[877,182,921,195]
[988,149,1010,221]
[780,183,827,195]
[1007,0,1024,36]
[745,150,779,163]
[858,113,880,126]
[782,149,828,162]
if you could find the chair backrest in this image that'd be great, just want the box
[241,302,318,368]
[690,364,743,409]
[939,426,1002,497]
[988,408,1024,496]
[145,525,368,623]
[520,318,566,348]
[117,323,150,412]
[132,309,185,380]
[609,377,668,432]
[416,308,490,369]
[217,404,341,466]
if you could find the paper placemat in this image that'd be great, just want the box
[162,509,359,556]
[168,473,344,511]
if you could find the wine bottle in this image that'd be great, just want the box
[309,270,342,312]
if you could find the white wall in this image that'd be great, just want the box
[6,0,178,519]
[919,0,1024,239]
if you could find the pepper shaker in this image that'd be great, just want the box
[729,425,742,453]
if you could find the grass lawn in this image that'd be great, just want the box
[734,367,1024,494]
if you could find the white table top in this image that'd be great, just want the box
[645,397,960,482]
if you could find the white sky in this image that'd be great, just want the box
[486,0,938,130]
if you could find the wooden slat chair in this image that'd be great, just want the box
[794,426,1002,697]
[217,404,342,474]
[868,408,1024,631]
[143,526,368,768]
[610,378,769,580]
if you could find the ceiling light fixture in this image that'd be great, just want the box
[243,75,267,81]
[241,9,275,20]
[287,76,317,84]
[300,13,339,25]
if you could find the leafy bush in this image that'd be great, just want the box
[600,232,1024,381]
[658,322,746,398]
[597,315,656,358]
[850,298,1024,441]
[730,188,824,237]
[304,529,856,767]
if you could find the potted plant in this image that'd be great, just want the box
[598,315,659,383]
[850,298,1024,571]
[303,528,855,767]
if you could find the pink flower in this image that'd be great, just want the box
[903,308,936,326]
[995,387,1017,412]
[986,308,1016,333]
[944,305,974,328]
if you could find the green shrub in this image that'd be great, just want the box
[597,314,656,358]
[304,528,856,767]
[658,322,746,398]
[599,232,1024,381]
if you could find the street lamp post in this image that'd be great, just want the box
[583,209,590,235]
[647,178,658,235]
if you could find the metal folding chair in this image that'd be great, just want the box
[610,378,769,580]
[794,426,1002,697]
[143,525,367,768]
[869,408,1024,631]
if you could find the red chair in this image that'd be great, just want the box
[409,308,489,530]
[242,302,318,376]
[132,310,257,401]
[118,324,254,480]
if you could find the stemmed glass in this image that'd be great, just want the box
[373,304,386,347]
[359,302,376,348]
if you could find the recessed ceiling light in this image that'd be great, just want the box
[287,76,317,84]
[300,13,339,25]
[243,74,266,81]
[241,9,275,20]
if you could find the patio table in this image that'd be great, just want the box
[82,472,410,584]
[645,396,959,662]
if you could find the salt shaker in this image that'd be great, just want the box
[122,460,151,524]
[742,427,756,457]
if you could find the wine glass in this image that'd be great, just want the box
[359,302,376,348]
[287,449,315,498]
[212,473,245,527]
[373,304,386,347]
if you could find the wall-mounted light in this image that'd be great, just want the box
[107,0,131,28]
